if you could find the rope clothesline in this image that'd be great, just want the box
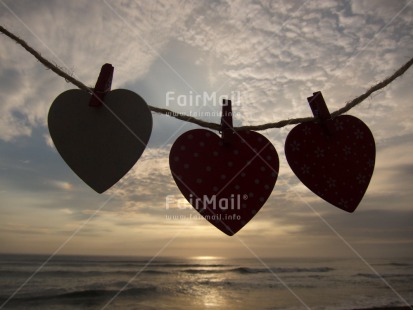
[1,25,412,132]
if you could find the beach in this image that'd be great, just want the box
[353,308,413,310]
[0,254,412,310]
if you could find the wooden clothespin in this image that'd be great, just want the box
[89,63,114,107]
[221,99,234,145]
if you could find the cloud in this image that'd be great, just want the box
[0,0,412,257]
[1,0,412,143]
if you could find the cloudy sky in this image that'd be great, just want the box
[0,0,412,259]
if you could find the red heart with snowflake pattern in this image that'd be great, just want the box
[285,115,375,212]
[169,129,279,235]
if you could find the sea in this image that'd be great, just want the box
[0,254,412,310]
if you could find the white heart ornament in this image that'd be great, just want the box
[48,89,152,193]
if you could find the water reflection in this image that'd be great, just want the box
[179,258,230,308]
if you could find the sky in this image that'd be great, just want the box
[0,0,412,259]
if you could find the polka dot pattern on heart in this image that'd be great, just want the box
[169,128,279,235]
[285,115,375,212]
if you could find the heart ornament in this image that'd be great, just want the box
[169,100,279,235]
[285,92,375,212]
[48,88,152,193]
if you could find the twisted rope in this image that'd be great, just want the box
[1,25,412,131]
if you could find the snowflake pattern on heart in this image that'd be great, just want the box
[285,115,375,212]
[169,129,279,235]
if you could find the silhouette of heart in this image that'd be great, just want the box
[285,114,375,212]
[48,89,152,193]
[169,129,279,235]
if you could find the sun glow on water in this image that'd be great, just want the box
[192,256,223,260]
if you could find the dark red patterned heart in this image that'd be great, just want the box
[285,114,375,212]
[169,129,279,235]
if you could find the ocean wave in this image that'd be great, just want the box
[182,269,227,274]
[372,262,413,269]
[386,262,412,267]
[2,266,334,278]
[196,279,316,289]
[372,262,413,267]
[182,267,334,275]
[58,263,232,268]
[355,273,381,279]
[1,269,171,278]
[0,257,232,269]
[54,287,157,299]
[235,267,334,274]
[355,273,413,279]
[143,270,171,275]
[1,286,158,303]
[155,263,230,268]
